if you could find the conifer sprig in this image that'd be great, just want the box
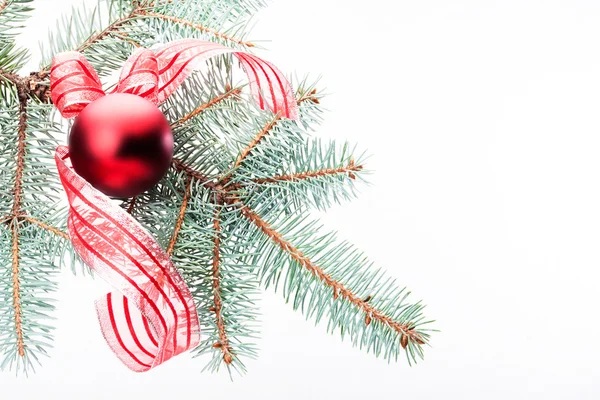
[0,0,434,375]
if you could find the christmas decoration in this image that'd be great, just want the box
[0,0,433,375]
[68,93,174,198]
[50,39,298,371]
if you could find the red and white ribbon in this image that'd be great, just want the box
[50,40,298,371]
[56,146,200,371]
[51,39,299,119]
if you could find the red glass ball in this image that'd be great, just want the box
[69,93,174,198]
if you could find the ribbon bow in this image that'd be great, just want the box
[51,39,298,371]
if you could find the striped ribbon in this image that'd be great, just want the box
[56,146,200,371]
[50,40,298,371]
[51,39,299,119]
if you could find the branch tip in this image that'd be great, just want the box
[142,12,254,47]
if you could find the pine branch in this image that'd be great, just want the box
[9,219,24,358]
[229,112,282,173]
[0,69,19,87]
[172,153,430,365]
[21,216,68,240]
[210,208,233,364]
[75,6,140,55]
[166,177,192,255]
[224,91,321,182]
[0,0,434,373]
[7,79,28,359]
[126,196,136,214]
[233,159,363,189]
[141,12,255,47]
[170,84,242,128]
[233,198,426,346]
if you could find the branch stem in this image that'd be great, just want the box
[171,86,242,128]
[211,208,233,364]
[232,197,425,345]
[141,12,254,47]
[166,177,192,256]
[230,160,363,190]
[9,78,29,359]
[22,216,69,240]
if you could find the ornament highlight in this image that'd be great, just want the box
[69,93,173,198]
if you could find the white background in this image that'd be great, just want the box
[4,0,600,398]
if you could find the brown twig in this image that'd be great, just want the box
[10,219,24,357]
[166,177,192,256]
[224,92,318,181]
[0,0,8,15]
[9,77,29,359]
[211,208,233,364]
[171,86,242,128]
[22,216,69,240]
[126,197,136,214]
[230,159,363,190]
[230,112,282,173]
[0,69,20,85]
[76,8,139,54]
[231,197,425,346]
[296,88,320,105]
[142,12,254,47]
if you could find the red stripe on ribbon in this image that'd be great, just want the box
[50,52,105,118]
[55,146,200,372]
[50,39,298,120]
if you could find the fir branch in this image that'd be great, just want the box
[9,219,23,358]
[75,6,139,55]
[11,94,27,222]
[126,196,136,214]
[210,208,233,364]
[22,216,68,240]
[0,69,19,86]
[230,112,282,173]
[140,12,255,47]
[8,80,28,359]
[172,158,217,190]
[166,177,192,256]
[170,85,242,128]
[232,198,426,346]
[226,91,320,178]
[236,159,363,189]
[173,155,429,364]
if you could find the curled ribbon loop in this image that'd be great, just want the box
[51,39,298,371]
[51,39,299,120]
[55,146,200,372]
[50,52,106,118]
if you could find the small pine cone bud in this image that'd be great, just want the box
[333,287,339,300]
[365,314,372,326]
[400,334,409,349]
[213,342,223,348]
[209,307,216,312]
[223,353,233,364]
[415,337,426,345]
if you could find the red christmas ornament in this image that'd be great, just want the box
[69,93,173,198]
